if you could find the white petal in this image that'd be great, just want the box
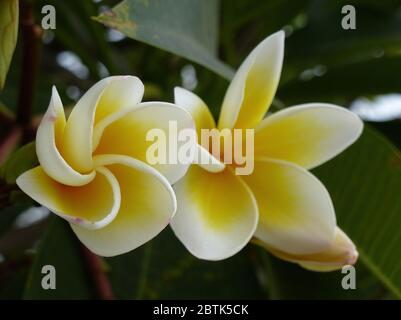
[218,31,284,129]
[194,144,225,173]
[16,166,121,229]
[243,158,336,255]
[171,165,258,260]
[174,87,216,136]
[173,88,225,173]
[257,227,358,272]
[61,76,143,172]
[94,76,144,123]
[93,102,195,184]
[71,154,176,257]
[298,228,358,271]
[255,104,364,169]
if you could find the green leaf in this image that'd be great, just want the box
[106,228,265,299]
[24,217,94,299]
[1,142,38,184]
[312,127,401,298]
[94,0,234,80]
[0,0,18,90]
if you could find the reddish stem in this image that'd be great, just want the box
[80,245,115,300]
[0,126,21,165]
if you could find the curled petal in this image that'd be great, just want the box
[255,104,363,169]
[36,86,95,186]
[243,159,336,255]
[256,227,358,272]
[94,76,144,124]
[71,154,176,257]
[218,31,284,129]
[94,102,195,184]
[62,76,143,173]
[16,166,121,229]
[170,165,258,260]
[92,77,145,150]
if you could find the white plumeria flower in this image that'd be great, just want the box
[171,31,363,271]
[17,76,194,257]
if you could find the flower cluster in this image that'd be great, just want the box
[17,31,362,271]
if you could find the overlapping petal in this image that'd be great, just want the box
[243,158,336,255]
[36,86,95,186]
[173,87,225,173]
[71,154,176,257]
[94,76,144,123]
[16,166,120,229]
[218,31,284,130]
[170,165,258,260]
[61,76,143,173]
[257,227,358,271]
[93,102,195,184]
[195,144,226,173]
[255,104,363,170]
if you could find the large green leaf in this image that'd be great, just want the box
[315,127,401,298]
[24,217,94,299]
[95,0,234,80]
[0,0,18,90]
[106,228,266,299]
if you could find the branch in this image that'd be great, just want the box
[16,0,42,142]
[80,245,115,300]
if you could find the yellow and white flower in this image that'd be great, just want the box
[17,76,194,257]
[171,31,363,270]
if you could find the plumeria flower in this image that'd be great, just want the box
[171,31,363,271]
[17,76,194,257]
